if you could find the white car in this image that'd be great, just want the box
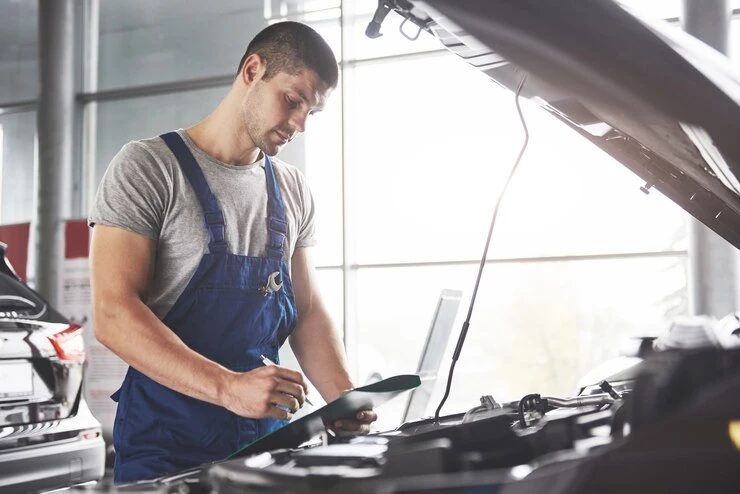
[0,243,105,493]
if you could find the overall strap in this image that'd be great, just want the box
[160,132,227,254]
[264,156,288,261]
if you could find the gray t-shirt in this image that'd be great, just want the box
[89,129,317,319]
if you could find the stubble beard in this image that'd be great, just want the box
[243,110,278,157]
[241,88,281,157]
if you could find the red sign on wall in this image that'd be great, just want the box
[0,220,90,281]
[0,223,30,281]
[65,219,90,260]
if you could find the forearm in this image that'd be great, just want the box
[289,307,353,403]
[93,295,233,406]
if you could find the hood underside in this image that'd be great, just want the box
[375,0,740,249]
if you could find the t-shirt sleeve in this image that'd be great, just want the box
[295,170,317,249]
[88,141,170,240]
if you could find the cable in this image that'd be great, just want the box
[516,392,617,428]
[517,393,542,428]
[434,75,530,424]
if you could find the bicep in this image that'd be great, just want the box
[290,247,322,317]
[90,224,157,304]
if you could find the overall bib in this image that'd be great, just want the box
[111,132,298,483]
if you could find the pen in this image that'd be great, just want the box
[259,354,314,406]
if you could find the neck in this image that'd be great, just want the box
[186,90,262,166]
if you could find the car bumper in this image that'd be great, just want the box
[0,401,105,494]
[0,434,105,493]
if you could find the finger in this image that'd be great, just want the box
[355,409,377,423]
[266,365,308,390]
[268,403,293,421]
[274,381,306,406]
[329,423,357,437]
[270,392,300,413]
[332,420,371,436]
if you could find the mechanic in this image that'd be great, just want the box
[88,21,376,483]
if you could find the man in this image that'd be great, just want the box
[89,21,376,483]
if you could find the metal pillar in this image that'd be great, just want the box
[36,0,76,303]
[682,0,739,317]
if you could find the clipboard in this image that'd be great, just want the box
[227,374,421,459]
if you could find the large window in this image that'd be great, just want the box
[89,87,228,190]
[8,0,740,439]
[0,112,36,224]
[730,16,740,61]
[0,0,38,103]
[79,1,696,429]
[356,255,688,429]
[617,0,740,20]
[90,1,340,91]
[302,80,343,267]
[344,55,687,265]
[343,50,688,427]
[0,0,38,227]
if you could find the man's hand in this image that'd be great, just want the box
[221,365,309,421]
[330,408,378,437]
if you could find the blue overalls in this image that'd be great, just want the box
[111,132,298,483]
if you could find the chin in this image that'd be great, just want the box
[266,142,286,157]
[257,141,279,157]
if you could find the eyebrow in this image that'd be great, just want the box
[295,89,325,112]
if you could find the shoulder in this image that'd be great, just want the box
[119,135,176,166]
[107,135,179,184]
[90,134,180,238]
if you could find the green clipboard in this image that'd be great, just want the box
[226,374,421,459]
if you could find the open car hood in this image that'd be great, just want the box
[371,0,740,249]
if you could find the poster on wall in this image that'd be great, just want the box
[59,219,127,435]
[0,222,30,281]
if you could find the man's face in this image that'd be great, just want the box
[242,68,331,156]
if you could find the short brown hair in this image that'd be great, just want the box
[236,21,338,89]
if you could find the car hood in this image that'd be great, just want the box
[374,0,740,249]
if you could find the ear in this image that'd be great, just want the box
[240,53,265,86]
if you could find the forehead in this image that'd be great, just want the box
[268,69,332,108]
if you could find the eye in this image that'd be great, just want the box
[286,96,300,109]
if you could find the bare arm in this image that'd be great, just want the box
[288,247,353,402]
[289,247,377,432]
[90,224,307,419]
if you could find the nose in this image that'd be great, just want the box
[289,110,308,134]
